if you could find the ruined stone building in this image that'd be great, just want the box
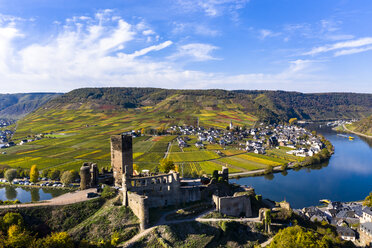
[80,162,99,190]
[80,162,113,189]
[111,134,202,229]
[213,191,252,218]
[110,134,253,230]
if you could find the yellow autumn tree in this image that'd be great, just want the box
[289,118,298,125]
[41,232,74,248]
[30,165,39,183]
[7,225,34,248]
[133,164,139,174]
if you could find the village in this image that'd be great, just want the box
[296,200,372,246]
[0,119,14,150]
[168,122,325,157]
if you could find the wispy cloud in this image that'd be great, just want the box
[334,46,372,57]
[130,41,173,57]
[168,43,220,61]
[304,37,372,56]
[176,0,249,17]
[172,22,220,37]
[259,29,281,39]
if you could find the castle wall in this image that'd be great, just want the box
[124,172,188,208]
[180,186,201,203]
[127,192,149,230]
[213,194,252,217]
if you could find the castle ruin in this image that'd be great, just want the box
[110,134,253,230]
[80,162,99,189]
[111,135,133,186]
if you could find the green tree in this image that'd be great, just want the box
[265,165,274,174]
[42,169,50,178]
[60,171,74,186]
[2,212,24,230]
[69,170,79,181]
[5,169,17,183]
[48,169,61,180]
[30,165,39,183]
[212,170,219,180]
[363,192,372,207]
[159,159,175,173]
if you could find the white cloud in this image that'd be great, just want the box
[325,34,354,41]
[142,29,155,36]
[172,22,220,37]
[169,43,219,61]
[130,41,173,57]
[177,0,249,17]
[334,46,372,57]
[304,37,372,56]
[0,11,348,94]
[259,29,281,39]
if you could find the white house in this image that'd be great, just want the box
[360,207,372,223]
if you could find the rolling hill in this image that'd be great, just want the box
[0,87,371,173]
[0,93,61,119]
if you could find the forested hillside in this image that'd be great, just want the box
[0,93,61,119]
[46,88,372,122]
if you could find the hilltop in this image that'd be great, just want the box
[45,88,372,122]
[0,93,61,119]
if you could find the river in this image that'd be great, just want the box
[232,124,372,209]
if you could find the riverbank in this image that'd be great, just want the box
[342,124,372,139]
[229,146,333,179]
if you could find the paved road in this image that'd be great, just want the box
[0,188,97,209]
[229,164,294,178]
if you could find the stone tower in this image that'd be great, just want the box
[111,134,133,186]
[90,163,99,187]
[80,164,91,190]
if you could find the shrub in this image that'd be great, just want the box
[101,185,115,198]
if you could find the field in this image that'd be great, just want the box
[0,96,301,175]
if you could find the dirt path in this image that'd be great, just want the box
[260,237,273,247]
[0,188,97,209]
[164,142,172,159]
[343,124,372,139]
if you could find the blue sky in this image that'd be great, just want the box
[0,0,371,93]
